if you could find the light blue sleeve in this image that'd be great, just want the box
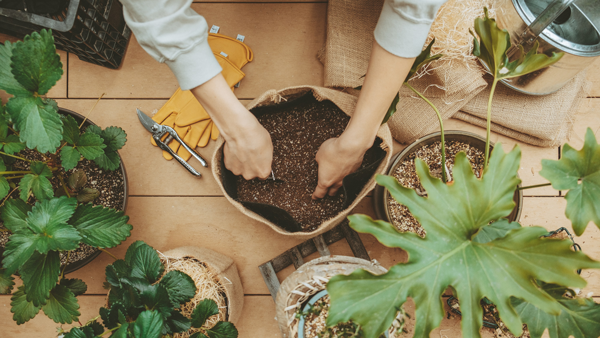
[121,0,222,90]
[374,0,448,58]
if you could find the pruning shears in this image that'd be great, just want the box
[136,109,208,176]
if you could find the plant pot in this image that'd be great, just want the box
[160,246,244,325]
[0,107,129,275]
[373,130,523,225]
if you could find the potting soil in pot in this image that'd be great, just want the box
[388,141,484,237]
[232,93,386,232]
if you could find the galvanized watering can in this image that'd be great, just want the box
[496,0,600,95]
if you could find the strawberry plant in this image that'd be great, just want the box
[0,30,132,325]
[63,241,239,338]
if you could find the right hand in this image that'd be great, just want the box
[222,115,273,180]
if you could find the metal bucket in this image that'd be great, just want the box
[496,0,600,95]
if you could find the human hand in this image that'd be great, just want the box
[223,115,273,180]
[312,137,366,199]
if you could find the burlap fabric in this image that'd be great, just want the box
[322,0,589,147]
[211,86,394,239]
[161,247,244,324]
[275,256,389,338]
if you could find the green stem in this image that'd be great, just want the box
[0,151,30,162]
[57,174,71,198]
[0,171,31,175]
[484,79,499,171]
[4,175,24,180]
[0,187,18,208]
[99,248,118,261]
[406,82,447,183]
[518,182,553,190]
[0,228,10,232]
[99,325,120,337]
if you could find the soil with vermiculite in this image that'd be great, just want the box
[236,97,382,232]
[0,148,125,267]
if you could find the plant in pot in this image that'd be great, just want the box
[62,241,239,338]
[0,29,131,326]
[325,8,600,338]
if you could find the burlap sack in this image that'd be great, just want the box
[161,246,244,324]
[211,86,394,239]
[275,256,389,338]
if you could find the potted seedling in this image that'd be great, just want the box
[325,8,600,338]
[0,29,131,326]
[62,241,239,338]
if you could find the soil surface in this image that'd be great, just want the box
[236,96,383,231]
[387,140,484,237]
[0,147,125,268]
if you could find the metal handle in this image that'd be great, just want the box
[163,126,208,167]
[154,134,202,177]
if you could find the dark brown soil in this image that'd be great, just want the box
[236,97,382,231]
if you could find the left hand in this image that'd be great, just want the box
[312,137,366,199]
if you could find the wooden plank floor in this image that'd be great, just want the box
[1,1,600,337]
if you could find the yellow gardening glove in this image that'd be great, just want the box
[208,33,254,69]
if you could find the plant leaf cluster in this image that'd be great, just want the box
[63,241,238,338]
[326,145,600,338]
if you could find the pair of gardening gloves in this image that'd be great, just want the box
[150,33,253,161]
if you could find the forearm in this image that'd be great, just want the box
[340,41,414,151]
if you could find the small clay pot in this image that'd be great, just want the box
[373,130,523,224]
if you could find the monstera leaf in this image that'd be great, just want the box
[471,8,563,80]
[540,128,600,236]
[511,281,600,338]
[326,144,600,338]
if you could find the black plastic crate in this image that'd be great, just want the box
[0,0,130,69]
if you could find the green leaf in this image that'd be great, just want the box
[63,327,96,338]
[67,171,87,190]
[101,301,127,329]
[472,219,521,243]
[69,204,132,248]
[42,284,80,324]
[129,242,164,284]
[111,322,130,338]
[1,231,37,275]
[77,132,106,160]
[93,151,121,171]
[11,29,63,95]
[61,146,81,171]
[160,270,197,307]
[512,281,600,338]
[20,251,60,306]
[60,278,88,296]
[10,286,42,324]
[19,161,54,201]
[6,96,63,153]
[190,333,209,338]
[77,188,100,203]
[124,240,146,265]
[133,310,164,338]
[1,198,31,232]
[191,299,220,328]
[404,39,442,83]
[0,268,15,294]
[26,196,80,252]
[140,284,173,319]
[105,259,129,288]
[0,176,8,200]
[326,145,600,338]
[101,127,127,152]
[88,320,105,336]
[205,322,239,338]
[0,41,29,96]
[164,311,192,334]
[540,128,600,236]
[62,115,80,145]
[381,93,399,125]
[86,125,102,136]
[89,126,125,171]
[2,134,26,154]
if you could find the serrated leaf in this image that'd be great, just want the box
[0,176,9,200]
[63,327,96,338]
[164,311,192,334]
[129,242,164,284]
[11,29,63,95]
[10,286,42,324]
[190,333,209,338]
[88,320,105,336]
[86,125,102,135]
[160,270,197,307]
[62,115,80,145]
[205,322,238,338]
[93,151,121,171]
[77,132,106,160]
[67,171,87,190]
[124,240,146,265]
[326,145,600,338]
[106,259,129,288]
[77,188,100,203]
[25,196,80,252]
[0,268,15,294]
[42,284,80,324]
[472,219,521,244]
[0,197,30,232]
[69,204,131,248]
[20,250,60,306]
[0,41,29,96]
[102,127,127,152]
[133,310,164,338]
[191,299,220,328]
[19,161,54,201]
[140,284,173,319]
[540,128,600,236]
[61,146,81,171]
[1,231,37,275]
[2,134,26,154]
[6,96,63,153]
[60,278,88,296]
[512,281,600,338]
[109,284,141,314]
[101,301,127,329]
[111,322,130,338]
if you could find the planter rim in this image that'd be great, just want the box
[374,130,523,224]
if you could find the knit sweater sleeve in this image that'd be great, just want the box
[374,0,447,58]
[120,0,222,90]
